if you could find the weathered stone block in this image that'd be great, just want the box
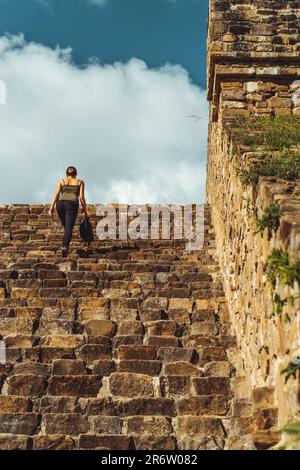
[0,413,40,435]
[142,297,168,309]
[109,373,154,398]
[35,396,78,414]
[33,434,75,450]
[118,345,157,360]
[42,413,88,435]
[39,288,71,298]
[125,416,172,437]
[163,361,202,377]
[41,334,84,348]
[122,398,177,417]
[41,307,74,321]
[15,307,42,318]
[195,299,217,310]
[0,318,33,335]
[78,344,111,364]
[268,96,292,108]
[110,309,137,322]
[134,435,177,450]
[198,347,227,364]
[118,360,162,376]
[48,375,102,397]
[81,397,123,416]
[252,387,274,408]
[148,336,181,347]
[11,288,39,300]
[38,319,73,335]
[40,347,75,362]
[177,396,229,416]
[203,361,232,377]
[89,416,122,434]
[146,320,180,337]
[157,347,197,363]
[168,298,193,312]
[112,334,144,347]
[222,89,245,101]
[173,417,225,438]
[83,319,117,338]
[232,399,254,418]
[160,376,191,396]
[52,359,87,375]
[192,377,232,397]
[0,396,31,413]
[255,407,278,430]
[93,360,115,375]
[0,434,29,450]
[79,434,135,450]
[117,321,145,335]
[7,375,46,398]
[79,307,109,321]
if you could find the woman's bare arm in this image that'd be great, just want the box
[79,180,88,216]
[49,181,63,216]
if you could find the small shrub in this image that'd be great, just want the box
[266,248,289,289]
[237,149,300,185]
[272,293,287,316]
[227,115,300,150]
[255,203,281,238]
[266,248,300,289]
[281,357,300,382]
[266,249,300,319]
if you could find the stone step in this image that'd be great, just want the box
[0,204,242,450]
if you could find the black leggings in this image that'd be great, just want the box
[56,199,79,247]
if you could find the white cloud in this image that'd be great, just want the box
[0,80,6,104]
[0,34,208,204]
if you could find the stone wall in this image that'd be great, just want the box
[206,0,300,429]
[207,0,300,62]
[219,79,300,121]
[208,0,300,121]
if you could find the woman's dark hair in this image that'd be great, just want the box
[66,166,77,177]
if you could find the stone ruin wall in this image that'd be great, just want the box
[206,0,300,427]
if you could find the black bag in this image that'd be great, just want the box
[80,216,94,244]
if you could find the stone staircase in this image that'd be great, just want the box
[0,204,245,450]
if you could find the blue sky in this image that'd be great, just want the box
[0,0,208,87]
[0,0,209,204]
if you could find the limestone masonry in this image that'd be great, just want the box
[207,0,300,447]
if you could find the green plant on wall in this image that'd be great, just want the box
[266,249,300,289]
[272,293,288,317]
[227,115,300,151]
[271,422,300,450]
[243,200,280,239]
[265,249,300,320]
[236,149,300,186]
[289,293,300,306]
[281,356,300,382]
[255,203,281,238]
